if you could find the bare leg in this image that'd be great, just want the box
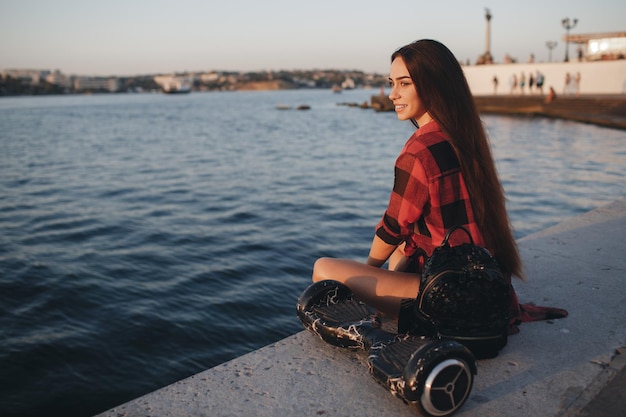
[388,242,409,271]
[312,257,420,317]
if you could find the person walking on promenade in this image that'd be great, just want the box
[535,70,545,95]
[510,73,518,95]
[564,72,572,95]
[574,72,581,96]
[493,75,499,95]
[312,39,523,321]
[520,72,526,95]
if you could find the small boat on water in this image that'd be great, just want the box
[153,75,192,94]
[341,77,355,90]
[164,85,191,94]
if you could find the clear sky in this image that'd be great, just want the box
[1,0,624,76]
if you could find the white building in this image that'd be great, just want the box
[1,69,50,85]
[568,31,626,61]
[45,70,72,89]
[73,76,121,92]
[199,72,219,83]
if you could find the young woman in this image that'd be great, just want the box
[312,39,523,318]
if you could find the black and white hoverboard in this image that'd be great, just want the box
[297,280,476,417]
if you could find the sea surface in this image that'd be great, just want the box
[1,89,625,417]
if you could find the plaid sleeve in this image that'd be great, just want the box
[375,146,429,245]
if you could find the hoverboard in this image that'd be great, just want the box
[297,280,476,417]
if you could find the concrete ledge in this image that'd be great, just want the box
[473,95,626,130]
[97,200,626,417]
[370,94,626,130]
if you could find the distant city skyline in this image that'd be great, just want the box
[1,0,624,76]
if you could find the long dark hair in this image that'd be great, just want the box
[392,39,523,279]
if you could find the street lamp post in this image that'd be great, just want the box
[546,41,557,62]
[561,17,578,62]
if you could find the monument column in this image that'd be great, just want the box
[484,8,493,63]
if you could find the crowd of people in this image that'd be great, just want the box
[494,70,547,95]
[491,71,581,99]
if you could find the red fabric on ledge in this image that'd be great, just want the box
[508,287,569,335]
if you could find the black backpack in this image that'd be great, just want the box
[398,226,510,359]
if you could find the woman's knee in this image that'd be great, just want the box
[312,257,333,282]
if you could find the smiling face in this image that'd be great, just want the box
[388,57,432,126]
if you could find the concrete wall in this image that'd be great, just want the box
[463,60,626,96]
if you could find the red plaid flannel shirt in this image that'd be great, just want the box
[375,121,486,258]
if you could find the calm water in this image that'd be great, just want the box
[1,90,624,417]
